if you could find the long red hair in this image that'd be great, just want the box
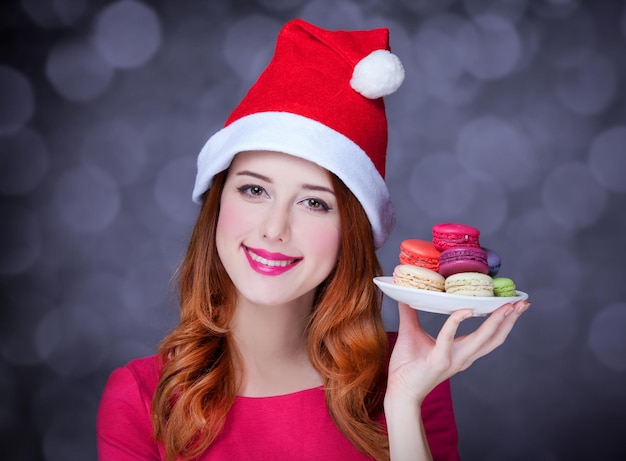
[152,168,390,460]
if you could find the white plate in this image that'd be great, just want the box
[373,276,528,317]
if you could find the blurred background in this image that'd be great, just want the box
[1,0,625,459]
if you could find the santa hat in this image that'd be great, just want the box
[192,19,404,248]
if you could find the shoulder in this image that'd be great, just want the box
[109,356,161,392]
[99,355,162,413]
[124,355,162,387]
[97,356,163,459]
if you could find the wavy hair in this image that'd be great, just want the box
[152,167,390,460]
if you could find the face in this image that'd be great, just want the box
[216,150,341,309]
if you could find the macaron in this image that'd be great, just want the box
[483,247,501,277]
[399,239,441,272]
[393,264,445,292]
[438,246,489,278]
[432,223,481,251]
[444,272,494,297]
[492,277,517,297]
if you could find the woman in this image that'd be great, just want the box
[97,19,529,460]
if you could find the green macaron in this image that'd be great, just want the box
[492,277,517,297]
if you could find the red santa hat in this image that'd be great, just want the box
[193,18,404,248]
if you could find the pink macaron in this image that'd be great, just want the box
[438,246,489,278]
[432,223,480,251]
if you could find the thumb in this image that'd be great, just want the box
[397,302,422,336]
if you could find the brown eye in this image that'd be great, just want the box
[236,184,267,198]
[301,198,330,212]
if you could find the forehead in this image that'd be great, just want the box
[230,150,332,182]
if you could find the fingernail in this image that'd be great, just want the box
[517,301,531,314]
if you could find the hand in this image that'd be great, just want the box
[386,299,530,404]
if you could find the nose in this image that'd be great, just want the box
[260,203,291,243]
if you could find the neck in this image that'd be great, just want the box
[231,295,322,397]
[233,298,311,357]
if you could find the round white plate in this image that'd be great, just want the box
[373,276,528,317]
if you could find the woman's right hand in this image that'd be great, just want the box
[386,299,530,405]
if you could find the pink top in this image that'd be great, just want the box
[97,335,461,460]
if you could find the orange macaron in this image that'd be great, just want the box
[399,239,441,272]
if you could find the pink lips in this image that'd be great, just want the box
[243,246,301,276]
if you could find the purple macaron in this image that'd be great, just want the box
[483,247,501,277]
[438,246,489,278]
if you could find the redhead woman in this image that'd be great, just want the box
[97,19,529,461]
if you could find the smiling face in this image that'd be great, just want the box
[215,150,341,309]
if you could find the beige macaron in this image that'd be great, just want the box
[392,264,445,292]
[444,272,494,297]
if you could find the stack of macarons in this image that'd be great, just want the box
[392,222,518,297]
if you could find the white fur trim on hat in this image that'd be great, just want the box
[193,112,395,249]
[350,49,405,99]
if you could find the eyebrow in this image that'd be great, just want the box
[235,170,335,195]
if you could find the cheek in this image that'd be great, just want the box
[216,204,239,235]
[216,197,253,235]
[303,222,341,261]
[216,199,253,251]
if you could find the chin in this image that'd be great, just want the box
[236,285,316,309]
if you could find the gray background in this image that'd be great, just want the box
[1,0,625,460]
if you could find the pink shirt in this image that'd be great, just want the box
[97,336,461,460]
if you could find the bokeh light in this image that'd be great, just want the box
[34,304,110,377]
[588,126,626,193]
[52,164,121,233]
[511,287,579,358]
[414,14,482,105]
[20,0,88,28]
[0,127,49,195]
[0,203,41,275]
[79,121,147,186]
[94,0,162,69]
[223,15,282,84]
[409,152,477,219]
[0,65,34,135]
[456,115,534,189]
[554,52,618,116]
[0,289,51,366]
[0,363,17,442]
[541,161,608,230]
[588,303,626,372]
[462,0,528,23]
[456,14,522,80]
[45,37,114,102]
[153,156,198,224]
[256,0,307,11]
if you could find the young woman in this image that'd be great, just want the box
[97,19,529,461]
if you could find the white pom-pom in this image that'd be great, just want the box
[350,49,405,99]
